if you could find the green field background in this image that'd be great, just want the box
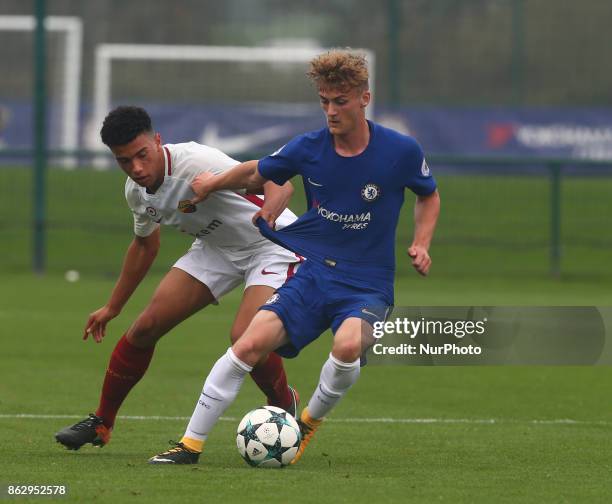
[1,273,612,502]
[1,166,612,502]
[2,166,612,281]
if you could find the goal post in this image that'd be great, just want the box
[89,44,375,165]
[0,15,82,166]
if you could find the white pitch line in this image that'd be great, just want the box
[0,413,610,426]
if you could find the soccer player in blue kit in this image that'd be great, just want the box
[149,49,440,464]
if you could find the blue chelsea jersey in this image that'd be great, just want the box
[257,121,436,284]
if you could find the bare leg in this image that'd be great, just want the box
[96,268,216,428]
[125,268,216,348]
[229,286,294,409]
[291,317,363,464]
[305,317,363,420]
[180,310,289,446]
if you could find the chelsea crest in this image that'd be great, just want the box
[361,183,381,202]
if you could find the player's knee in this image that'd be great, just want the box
[232,335,267,367]
[332,338,362,362]
[127,311,161,347]
[229,326,246,345]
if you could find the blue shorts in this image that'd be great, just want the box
[260,259,392,358]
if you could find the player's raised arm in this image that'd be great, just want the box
[190,159,266,204]
[408,189,440,276]
[83,228,160,343]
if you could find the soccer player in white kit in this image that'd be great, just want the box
[55,107,301,461]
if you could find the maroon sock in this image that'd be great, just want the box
[250,352,292,409]
[95,334,154,428]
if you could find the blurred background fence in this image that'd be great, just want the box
[1,0,611,278]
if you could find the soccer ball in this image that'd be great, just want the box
[236,406,301,468]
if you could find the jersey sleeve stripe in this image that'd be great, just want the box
[164,146,172,176]
[239,193,265,208]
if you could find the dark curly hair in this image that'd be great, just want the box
[100,106,153,147]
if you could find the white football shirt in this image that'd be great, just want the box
[125,142,297,257]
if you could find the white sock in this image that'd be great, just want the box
[307,353,360,420]
[183,347,252,441]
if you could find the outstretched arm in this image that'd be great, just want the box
[190,159,294,227]
[408,190,440,276]
[190,160,266,204]
[83,228,160,342]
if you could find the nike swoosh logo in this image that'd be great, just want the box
[200,123,289,154]
[307,177,324,187]
[361,309,380,319]
[261,268,279,275]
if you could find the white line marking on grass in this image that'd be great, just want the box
[0,413,610,426]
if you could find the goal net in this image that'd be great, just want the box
[87,44,375,165]
[0,16,82,163]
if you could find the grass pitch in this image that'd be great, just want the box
[2,166,612,280]
[1,164,611,501]
[1,272,612,503]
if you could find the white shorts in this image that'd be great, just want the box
[173,241,302,302]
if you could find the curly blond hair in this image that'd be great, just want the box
[307,49,369,91]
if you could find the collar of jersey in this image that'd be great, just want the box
[326,120,375,160]
[143,146,172,198]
